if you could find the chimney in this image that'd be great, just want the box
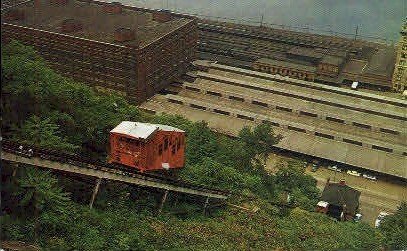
[4,9,25,21]
[50,0,69,5]
[61,19,83,33]
[339,179,346,186]
[152,9,172,23]
[114,28,135,42]
[103,2,123,14]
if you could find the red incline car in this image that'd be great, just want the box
[109,121,185,172]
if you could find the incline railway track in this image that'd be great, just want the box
[1,140,230,199]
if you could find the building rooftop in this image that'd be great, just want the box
[287,46,326,60]
[256,58,316,73]
[364,46,396,77]
[2,0,191,48]
[321,182,361,216]
[111,121,184,140]
[321,55,344,66]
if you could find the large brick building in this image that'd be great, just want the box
[1,0,198,103]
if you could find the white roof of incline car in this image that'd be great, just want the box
[111,121,184,139]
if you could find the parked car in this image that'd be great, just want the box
[354,213,363,222]
[303,161,308,168]
[346,170,361,176]
[362,173,377,181]
[327,165,342,172]
[375,212,390,228]
[311,163,318,172]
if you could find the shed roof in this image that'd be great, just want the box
[255,58,316,73]
[110,121,184,139]
[320,55,344,66]
[320,182,361,215]
[287,46,326,59]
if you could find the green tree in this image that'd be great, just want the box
[379,202,407,249]
[275,161,320,210]
[15,168,71,243]
[238,121,282,167]
[185,121,219,165]
[17,115,77,151]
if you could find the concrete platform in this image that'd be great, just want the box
[166,92,406,153]
[197,71,406,120]
[183,79,404,135]
[139,95,407,179]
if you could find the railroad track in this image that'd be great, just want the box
[1,140,230,198]
[196,20,387,70]
[197,21,365,52]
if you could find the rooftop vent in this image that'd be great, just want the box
[152,9,172,23]
[50,0,69,5]
[4,9,25,21]
[103,2,123,14]
[114,28,135,42]
[61,19,83,33]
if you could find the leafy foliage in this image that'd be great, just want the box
[16,115,77,151]
[275,160,320,210]
[15,168,71,214]
[239,122,282,166]
[379,202,407,250]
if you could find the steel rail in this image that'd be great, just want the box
[1,140,231,198]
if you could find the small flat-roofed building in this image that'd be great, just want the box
[286,46,326,64]
[1,0,198,103]
[342,47,395,89]
[109,121,185,171]
[318,179,361,221]
[317,55,345,77]
[253,58,316,81]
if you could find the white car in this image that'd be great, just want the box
[375,212,390,228]
[362,173,377,181]
[327,165,342,172]
[347,170,361,176]
[354,213,363,222]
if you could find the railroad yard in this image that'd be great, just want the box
[141,22,407,223]
[140,59,407,225]
[140,60,407,179]
[197,20,396,89]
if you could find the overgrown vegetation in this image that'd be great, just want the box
[379,202,407,250]
[1,41,393,250]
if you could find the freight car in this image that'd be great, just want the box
[109,121,185,172]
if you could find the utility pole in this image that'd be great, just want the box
[158,189,169,214]
[89,178,102,209]
[354,25,359,40]
[203,197,210,215]
[260,14,264,28]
